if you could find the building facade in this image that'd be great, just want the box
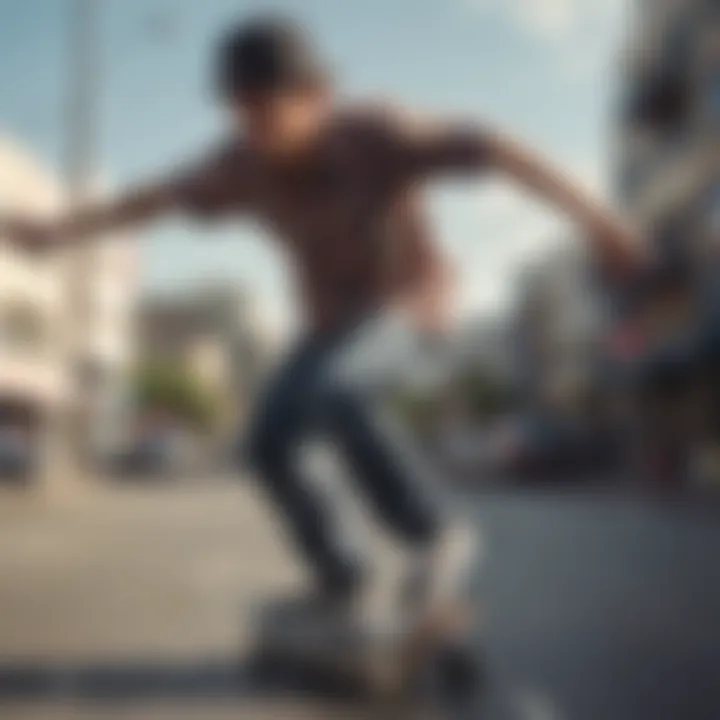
[71,181,138,457]
[617,0,718,271]
[0,136,136,482]
[137,283,273,440]
[0,137,69,473]
[612,0,719,483]
[512,241,602,413]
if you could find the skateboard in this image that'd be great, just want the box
[247,590,484,705]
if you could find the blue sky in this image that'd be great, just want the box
[0,0,627,330]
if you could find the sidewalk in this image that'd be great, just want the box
[0,480,408,719]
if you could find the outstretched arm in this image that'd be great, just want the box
[1,144,239,253]
[484,131,646,277]
[383,109,647,278]
[1,183,177,252]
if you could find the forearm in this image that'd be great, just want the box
[488,133,646,274]
[48,184,172,244]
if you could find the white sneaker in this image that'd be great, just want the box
[402,522,482,618]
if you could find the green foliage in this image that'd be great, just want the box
[391,363,517,433]
[390,388,441,436]
[134,362,221,432]
[456,365,517,419]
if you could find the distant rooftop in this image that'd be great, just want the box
[0,134,65,216]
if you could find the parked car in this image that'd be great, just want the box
[478,413,619,481]
[108,429,196,479]
[0,428,35,482]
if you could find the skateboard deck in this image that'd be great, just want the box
[247,592,482,701]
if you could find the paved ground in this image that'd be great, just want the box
[0,477,410,719]
[0,478,719,719]
[471,489,720,720]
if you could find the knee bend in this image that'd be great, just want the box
[322,382,366,424]
[246,422,292,475]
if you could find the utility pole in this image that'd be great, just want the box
[67,0,100,193]
[53,0,102,486]
[45,0,181,489]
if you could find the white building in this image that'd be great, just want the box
[71,180,138,456]
[0,135,136,481]
[512,240,602,411]
[137,282,272,438]
[0,137,70,479]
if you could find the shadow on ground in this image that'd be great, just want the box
[0,656,371,702]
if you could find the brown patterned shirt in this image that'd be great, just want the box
[171,106,490,331]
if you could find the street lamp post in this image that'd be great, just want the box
[48,0,101,487]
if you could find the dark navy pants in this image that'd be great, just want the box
[245,313,445,592]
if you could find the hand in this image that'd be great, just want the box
[0,217,56,255]
[589,215,648,277]
[404,276,455,339]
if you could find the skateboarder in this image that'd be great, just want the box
[2,16,644,619]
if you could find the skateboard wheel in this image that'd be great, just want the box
[433,641,483,703]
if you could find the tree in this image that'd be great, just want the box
[390,363,518,436]
[134,362,222,433]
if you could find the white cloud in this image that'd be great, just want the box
[462,0,626,81]
[516,0,577,40]
[465,0,623,42]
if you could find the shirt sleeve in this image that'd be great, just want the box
[168,143,248,220]
[368,106,493,181]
